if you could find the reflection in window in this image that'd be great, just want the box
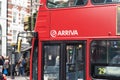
[91,41,107,63]
[43,45,60,80]
[66,44,84,80]
[91,40,120,64]
[91,40,120,79]
[92,0,120,4]
[47,0,87,8]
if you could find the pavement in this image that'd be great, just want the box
[6,76,30,80]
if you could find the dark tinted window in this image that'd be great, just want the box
[90,40,120,79]
[92,0,120,4]
[47,0,87,8]
[32,40,38,80]
[43,45,60,80]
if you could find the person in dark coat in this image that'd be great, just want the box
[0,56,4,65]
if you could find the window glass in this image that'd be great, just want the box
[66,44,84,80]
[20,13,25,24]
[43,45,60,80]
[92,0,120,4]
[91,40,120,79]
[91,40,120,63]
[47,0,87,8]
[32,40,38,80]
[12,11,18,23]
[12,30,17,42]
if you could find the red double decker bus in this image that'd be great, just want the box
[22,0,120,80]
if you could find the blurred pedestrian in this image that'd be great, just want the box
[25,57,30,76]
[18,57,26,76]
[0,56,4,73]
[3,57,9,76]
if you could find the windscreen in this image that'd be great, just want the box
[90,40,120,79]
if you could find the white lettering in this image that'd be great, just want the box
[58,31,62,35]
[50,30,78,37]
[58,30,78,36]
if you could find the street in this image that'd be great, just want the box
[6,76,29,80]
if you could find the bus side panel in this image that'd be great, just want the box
[35,11,50,38]
[50,6,116,38]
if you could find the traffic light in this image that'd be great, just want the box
[24,15,31,31]
[17,39,22,53]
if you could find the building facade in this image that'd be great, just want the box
[0,0,39,57]
[7,0,31,43]
[7,0,31,56]
[0,0,7,57]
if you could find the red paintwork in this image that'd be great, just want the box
[30,1,120,80]
[35,4,118,40]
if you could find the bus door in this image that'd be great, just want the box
[43,41,86,80]
[66,43,85,80]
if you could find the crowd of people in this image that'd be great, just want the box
[0,55,30,77]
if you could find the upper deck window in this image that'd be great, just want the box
[92,0,120,4]
[47,0,87,8]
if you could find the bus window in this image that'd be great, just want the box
[91,40,107,63]
[43,45,60,80]
[66,44,85,80]
[90,40,120,79]
[42,41,85,80]
[47,0,87,8]
[92,0,105,3]
[92,0,120,4]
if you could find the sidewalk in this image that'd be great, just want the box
[6,76,30,80]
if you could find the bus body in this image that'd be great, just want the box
[30,0,120,80]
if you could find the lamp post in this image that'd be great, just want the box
[10,43,16,79]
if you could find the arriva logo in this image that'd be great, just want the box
[50,30,78,37]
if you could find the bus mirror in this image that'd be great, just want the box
[17,39,22,53]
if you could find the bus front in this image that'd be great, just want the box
[30,0,120,80]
